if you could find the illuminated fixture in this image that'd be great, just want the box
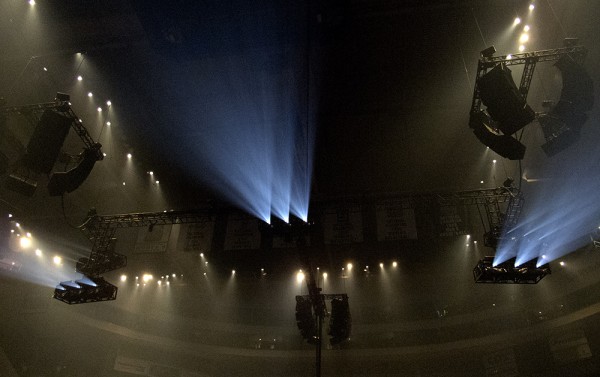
[296,270,305,283]
[529,4,535,11]
[53,256,62,265]
[120,275,127,282]
[29,0,35,5]
[97,107,102,112]
[392,261,397,267]
[473,256,550,284]
[346,263,353,271]
[53,276,118,304]
[519,45,526,52]
[19,237,32,249]
[519,34,529,43]
[35,249,42,256]
[514,17,521,25]
[106,121,111,126]
[88,92,93,97]
[323,272,328,279]
[77,75,82,81]
[106,100,112,106]
[127,153,132,159]
[232,269,236,275]
[524,25,530,32]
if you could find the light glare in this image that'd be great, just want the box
[296,270,305,283]
[53,256,62,265]
[514,17,521,25]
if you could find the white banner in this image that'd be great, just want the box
[323,206,363,244]
[375,201,417,241]
[175,221,215,253]
[224,214,261,250]
[133,225,172,254]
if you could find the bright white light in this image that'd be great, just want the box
[323,272,328,279]
[474,240,478,244]
[10,230,14,233]
[142,274,153,282]
[155,180,159,184]
[529,4,535,11]
[149,171,154,175]
[106,121,111,126]
[524,25,530,32]
[541,254,547,259]
[519,45,526,52]
[480,180,484,184]
[106,100,112,106]
[19,237,32,249]
[379,263,384,268]
[120,275,127,282]
[519,33,529,43]
[158,280,162,285]
[347,263,353,271]
[166,281,170,285]
[103,153,107,157]
[15,223,20,227]
[43,67,47,71]
[8,214,12,218]
[35,249,42,257]
[127,153,132,159]
[122,182,126,186]
[467,234,471,239]
[88,92,93,97]
[296,270,305,283]
[200,252,204,257]
[514,17,521,25]
[77,75,82,81]
[392,261,397,267]
[26,232,31,238]
[172,273,176,278]
[493,159,497,164]
[97,107,102,112]
[232,270,236,275]
[29,0,35,6]
[53,256,62,265]
[559,261,565,266]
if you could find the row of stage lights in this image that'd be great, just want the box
[513,3,535,53]
[5,215,65,266]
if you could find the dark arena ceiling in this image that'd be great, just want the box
[1,0,600,376]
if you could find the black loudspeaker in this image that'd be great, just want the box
[22,110,71,174]
[4,173,37,196]
[470,111,526,160]
[555,54,594,113]
[478,64,535,135]
[47,147,99,196]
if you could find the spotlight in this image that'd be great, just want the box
[106,100,112,106]
[106,121,111,126]
[514,17,521,25]
[77,75,82,81]
[88,92,93,97]
[524,25,530,32]
[392,261,397,267]
[97,107,102,112]
[53,276,118,304]
[296,271,305,283]
[379,263,384,268]
[120,275,127,282]
[519,45,526,52]
[35,249,42,256]
[480,46,496,58]
[19,237,32,249]
[53,256,62,265]
[519,34,529,43]
[29,0,35,5]
[347,263,353,271]
[127,153,132,159]
[323,272,328,279]
[232,269,236,275]
[529,4,534,11]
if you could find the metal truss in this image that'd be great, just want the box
[470,45,588,117]
[0,100,103,155]
[432,187,518,207]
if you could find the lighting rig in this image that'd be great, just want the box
[473,256,550,284]
[470,41,593,158]
[0,93,104,196]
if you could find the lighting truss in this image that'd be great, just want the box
[473,256,550,284]
[482,189,524,248]
[469,45,589,157]
[53,276,118,304]
[0,98,104,153]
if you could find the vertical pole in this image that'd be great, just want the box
[316,306,322,377]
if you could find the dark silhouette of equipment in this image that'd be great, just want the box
[53,276,118,304]
[328,296,351,345]
[296,296,317,343]
[48,143,102,196]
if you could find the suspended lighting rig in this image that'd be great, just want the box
[469,43,592,158]
[473,256,550,284]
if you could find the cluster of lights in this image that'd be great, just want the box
[129,272,183,287]
[514,4,535,52]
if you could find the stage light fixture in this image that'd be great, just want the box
[53,276,117,304]
[473,256,550,284]
[480,46,496,58]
